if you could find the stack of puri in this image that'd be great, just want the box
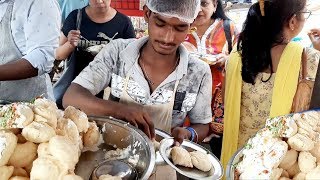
[0,98,100,180]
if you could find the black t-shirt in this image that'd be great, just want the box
[62,7,135,75]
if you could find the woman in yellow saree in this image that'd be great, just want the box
[221,0,320,171]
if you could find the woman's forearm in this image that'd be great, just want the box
[55,42,76,60]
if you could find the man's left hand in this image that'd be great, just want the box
[171,127,191,146]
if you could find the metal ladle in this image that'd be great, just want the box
[91,160,138,180]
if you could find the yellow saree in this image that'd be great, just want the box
[220,42,303,171]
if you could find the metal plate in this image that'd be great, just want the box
[155,129,171,165]
[159,138,223,180]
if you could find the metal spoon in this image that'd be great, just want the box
[91,160,138,180]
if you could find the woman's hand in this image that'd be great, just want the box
[67,30,81,47]
[213,53,228,67]
[308,29,320,51]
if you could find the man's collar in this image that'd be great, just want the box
[120,36,189,78]
[119,36,148,65]
[177,44,189,78]
[0,0,8,3]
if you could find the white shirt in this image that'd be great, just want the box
[0,0,61,75]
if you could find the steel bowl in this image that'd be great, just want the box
[226,148,243,180]
[75,116,155,180]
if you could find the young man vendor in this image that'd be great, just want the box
[63,0,212,144]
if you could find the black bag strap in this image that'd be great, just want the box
[76,9,82,30]
[73,9,82,54]
[309,61,320,109]
[223,19,233,54]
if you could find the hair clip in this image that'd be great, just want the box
[259,0,265,16]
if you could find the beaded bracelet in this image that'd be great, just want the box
[185,127,199,143]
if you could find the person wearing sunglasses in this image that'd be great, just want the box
[221,0,320,169]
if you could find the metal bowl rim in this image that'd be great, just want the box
[154,129,171,166]
[93,159,138,180]
[155,128,171,139]
[226,148,244,179]
[0,100,12,106]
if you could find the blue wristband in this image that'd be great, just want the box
[185,127,195,142]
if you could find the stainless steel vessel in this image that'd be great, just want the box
[226,148,243,180]
[75,116,155,180]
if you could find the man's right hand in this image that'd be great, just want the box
[115,105,155,139]
[67,30,81,47]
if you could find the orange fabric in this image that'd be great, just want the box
[183,19,238,132]
[185,19,237,97]
[185,20,237,55]
[211,66,224,95]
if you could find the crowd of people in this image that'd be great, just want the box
[1,0,320,173]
